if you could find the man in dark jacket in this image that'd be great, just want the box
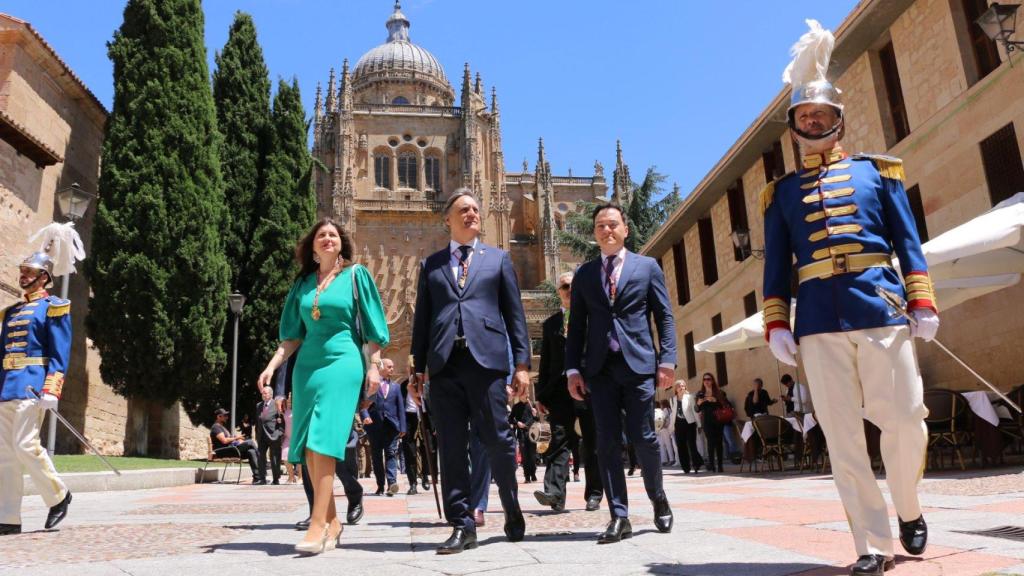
[256,386,285,484]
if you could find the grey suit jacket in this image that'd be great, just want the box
[256,400,284,442]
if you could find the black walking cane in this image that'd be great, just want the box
[415,400,443,519]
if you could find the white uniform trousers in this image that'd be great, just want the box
[0,399,68,525]
[800,325,927,558]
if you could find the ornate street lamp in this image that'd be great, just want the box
[730,228,764,260]
[228,293,246,434]
[976,3,1024,54]
[46,182,95,453]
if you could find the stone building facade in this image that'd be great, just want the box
[313,3,628,368]
[643,0,1024,407]
[0,13,209,458]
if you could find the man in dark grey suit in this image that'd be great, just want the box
[410,189,531,554]
[256,386,285,485]
[565,204,677,544]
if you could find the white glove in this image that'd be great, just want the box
[768,329,798,366]
[910,309,939,342]
[39,393,59,412]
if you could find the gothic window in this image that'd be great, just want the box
[425,156,442,192]
[398,153,418,189]
[374,154,391,189]
[392,96,410,105]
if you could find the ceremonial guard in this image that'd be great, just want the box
[762,21,938,575]
[0,252,74,534]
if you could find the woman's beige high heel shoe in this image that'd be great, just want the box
[294,525,330,555]
[329,521,344,549]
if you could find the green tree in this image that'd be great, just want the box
[239,78,316,399]
[213,11,271,292]
[87,0,229,422]
[558,167,681,260]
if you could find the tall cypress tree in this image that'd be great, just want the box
[213,11,271,292]
[241,78,315,396]
[87,0,229,421]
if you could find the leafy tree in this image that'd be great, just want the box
[238,78,316,403]
[87,0,230,422]
[213,11,271,293]
[558,167,681,260]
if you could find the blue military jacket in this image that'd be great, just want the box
[761,148,937,340]
[0,290,72,401]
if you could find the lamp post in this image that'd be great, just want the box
[48,182,96,453]
[729,228,764,260]
[976,3,1024,55]
[228,293,246,434]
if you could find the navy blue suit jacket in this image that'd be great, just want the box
[564,250,677,378]
[411,241,530,377]
[365,379,406,435]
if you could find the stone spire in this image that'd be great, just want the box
[340,58,352,111]
[461,62,472,100]
[536,137,559,281]
[314,81,323,123]
[491,86,499,114]
[325,67,336,113]
[474,72,483,95]
[612,139,632,204]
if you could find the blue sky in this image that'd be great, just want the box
[5,0,858,198]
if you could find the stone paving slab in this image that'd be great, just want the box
[2,465,1023,575]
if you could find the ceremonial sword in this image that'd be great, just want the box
[875,285,1022,414]
[29,388,123,475]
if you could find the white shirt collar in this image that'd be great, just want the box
[449,238,478,254]
[599,246,627,262]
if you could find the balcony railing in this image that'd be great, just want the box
[354,198,446,212]
[352,103,462,118]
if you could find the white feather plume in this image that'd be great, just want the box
[28,222,86,277]
[782,19,835,85]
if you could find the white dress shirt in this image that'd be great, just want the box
[449,238,478,283]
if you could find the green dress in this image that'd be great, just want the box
[280,265,389,464]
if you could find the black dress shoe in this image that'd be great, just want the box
[627,467,636,476]
[652,495,673,533]
[374,487,385,496]
[0,524,21,536]
[533,490,558,509]
[436,527,478,554]
[585,495,601,512]
[850,554,894,575]
[271,479,280,485]
[598,517,632,544]
[898,515,927,556]
[295,516,311,530]
[44,491,71,529]
[422,479,431,490]
[504,508,526,542]
[407,486,419,495]
[347,499,364,525]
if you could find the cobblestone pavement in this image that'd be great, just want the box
[2,464,1023,576]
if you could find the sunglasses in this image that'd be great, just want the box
[558,284,571,290]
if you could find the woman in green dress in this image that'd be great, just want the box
[258,218,390,554]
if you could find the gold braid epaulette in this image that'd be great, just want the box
[855,153,905,181]
[46,301,71,317]
[759,180,775,215]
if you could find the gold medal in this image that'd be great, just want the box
[311,305,321,321]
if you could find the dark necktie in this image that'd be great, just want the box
[457,245,471,289]
[604,255,620,352]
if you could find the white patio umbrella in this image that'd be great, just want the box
[694,193,1024,354]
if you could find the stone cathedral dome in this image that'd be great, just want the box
[353,2,451,92]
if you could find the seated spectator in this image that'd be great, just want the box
[744,378,777,418]
[238,413,254,441]
[210,408,260,483]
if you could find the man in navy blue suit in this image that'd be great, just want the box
[410,189,531,554]
[363,358,406,496]
[565,204,677,544]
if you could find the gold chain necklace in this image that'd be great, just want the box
[311,266,338,321]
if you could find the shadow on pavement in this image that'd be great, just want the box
[645,561,831,575]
